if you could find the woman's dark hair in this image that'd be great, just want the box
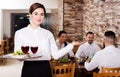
[29,3,46,16]
[58,30,67,37]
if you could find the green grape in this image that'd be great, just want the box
[13,50,24,55]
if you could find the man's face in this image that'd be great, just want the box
[59,33,67,43]
[86,34,94,44]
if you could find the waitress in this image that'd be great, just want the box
[14,2,82,77]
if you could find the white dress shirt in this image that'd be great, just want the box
[14,25,73,61]
[56,39,74,59]
[75,42,100,58]
[85,45,120,72]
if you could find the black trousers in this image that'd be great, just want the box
[21,60,52,77]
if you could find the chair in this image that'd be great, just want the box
[0,40,6,64]
[0,40,5,55]
[4,38,10,54]
[93,72,120,77]
[51,63,75,77]
[101,67,120,73]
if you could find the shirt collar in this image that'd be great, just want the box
[105,45,115,50]
[56,39,61,45]
[56,39,65,46]
[27,24,41,31]
[86,42,94,46]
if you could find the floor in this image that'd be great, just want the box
[0,59,23,77]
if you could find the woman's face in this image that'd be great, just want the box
[29,8,45,26]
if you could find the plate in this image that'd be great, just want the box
[3,53,26,59]
[2,53,42,59]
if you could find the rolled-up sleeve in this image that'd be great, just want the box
[84,52,99,71]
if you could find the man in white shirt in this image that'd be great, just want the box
[75,31,101,59]
[85,31,120,72]
[56,30,74,59]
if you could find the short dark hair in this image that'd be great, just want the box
[58,30,67,37]
[29,3,46,17]
[86,31,94,36]
[104,31,116,39]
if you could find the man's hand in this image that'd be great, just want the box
[86,58,91,63]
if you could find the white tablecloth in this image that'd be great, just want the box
[0,59,23,77]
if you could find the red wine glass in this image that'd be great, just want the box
[31,46,38,54]
[21,46,29,54]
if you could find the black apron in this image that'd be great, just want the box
[21,60,52,77]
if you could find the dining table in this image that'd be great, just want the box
[75,63,99,77]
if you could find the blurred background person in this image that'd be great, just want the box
[85,31,120,72]
[75,31,101,61]
[56,30,74,61]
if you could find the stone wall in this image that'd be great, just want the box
[83,2,120,47]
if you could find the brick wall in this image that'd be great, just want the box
[83,1,120,47]
[63,0,84,42]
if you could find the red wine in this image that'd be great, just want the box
[31,47,38,54]
[21,46,29,54]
